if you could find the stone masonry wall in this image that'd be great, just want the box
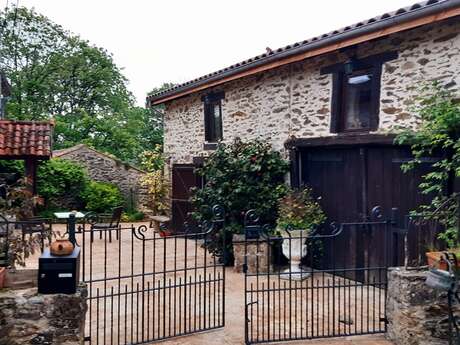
[233,235,271,274]
[386,267,460,345]
[163,18,460,166]
[54,144,150,214]
[0,285,87,345]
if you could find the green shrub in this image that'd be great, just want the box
[0,160,24,175]
[192,139,289,230]
[192,139,289,264]
[81,181,124,213]
[37,158,88,210]
[121,210,145,222]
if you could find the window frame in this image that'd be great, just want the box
[202,91,224,144]
[321,51,398,134]
[338,66,381,133]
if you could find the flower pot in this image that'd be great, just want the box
[0,267,6,289]
[426,251,460,271]
[50,238,74,256]
[159,229,171,238]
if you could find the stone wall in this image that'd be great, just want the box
[163,17,460,166]
[233,235,271,274]
[54,144,150,214]
[0,285,87,345]
[386,267,460,345]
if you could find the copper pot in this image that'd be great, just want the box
[50,238,74,256]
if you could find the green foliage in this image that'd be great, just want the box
[277,187,326,232]
[0,6,165,165]
[0,160,24,175]
[140,146,169,215]
[37,159,88,210]
[140,145,165,172]
[395,84,460,248]
[121,210,145,222]
[81,181,124,213]
[192,138,290,233]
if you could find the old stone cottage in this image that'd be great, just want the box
[148,0,460,232]
[53,144,150,213]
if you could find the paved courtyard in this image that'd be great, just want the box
[25,222,393,345]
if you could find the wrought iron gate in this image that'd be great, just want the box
[243,206,398,344]
[79,206,226,344]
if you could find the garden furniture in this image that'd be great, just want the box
[89,206,123,243]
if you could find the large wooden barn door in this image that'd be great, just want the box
[300,145,438,270]
[171,164,201,233]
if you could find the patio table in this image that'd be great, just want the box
[54,211,86,246]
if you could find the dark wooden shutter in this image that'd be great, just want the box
[329,72,343,133]
[171,164,199,233]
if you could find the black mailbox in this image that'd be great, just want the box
[38,247,80,294]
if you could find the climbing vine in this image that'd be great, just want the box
[395,84,460,248]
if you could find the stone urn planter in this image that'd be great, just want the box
[281,230,309,280]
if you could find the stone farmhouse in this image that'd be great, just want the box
[148,0,460,232]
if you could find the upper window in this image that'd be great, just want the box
[340,69,375,132]
[202,91,224,143]
[321,51,398,134]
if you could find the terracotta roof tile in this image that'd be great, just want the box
[0,120,54,158]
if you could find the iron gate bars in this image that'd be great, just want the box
[79,205,226,345]
[243,206,398,345]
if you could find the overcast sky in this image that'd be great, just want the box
[18,0,416,106]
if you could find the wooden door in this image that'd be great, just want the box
[171,164,201,233]
[300,145,439,274]
[366,147,441,266]
[301,147,364,275]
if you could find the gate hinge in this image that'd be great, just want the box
[380,317,388,324]
[243,264,248,273]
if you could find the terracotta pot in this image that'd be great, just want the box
[159,230,171,238]
[0,267,6,288]
[50,238,74,256]
[426,251,460,271]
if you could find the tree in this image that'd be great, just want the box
[0,6,164,164]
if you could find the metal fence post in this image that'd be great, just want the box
[68,213,76,246]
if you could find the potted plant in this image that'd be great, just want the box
[425,239,460,271]
[0,180,50,289]
[276,187,326,272]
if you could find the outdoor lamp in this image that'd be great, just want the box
[344,57,358,75]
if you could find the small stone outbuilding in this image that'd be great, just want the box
[53,144,150,213]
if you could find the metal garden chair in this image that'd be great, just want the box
[89,206,123,243]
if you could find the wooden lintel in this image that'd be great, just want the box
[151,8,460,105]
[285,133,398,149]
